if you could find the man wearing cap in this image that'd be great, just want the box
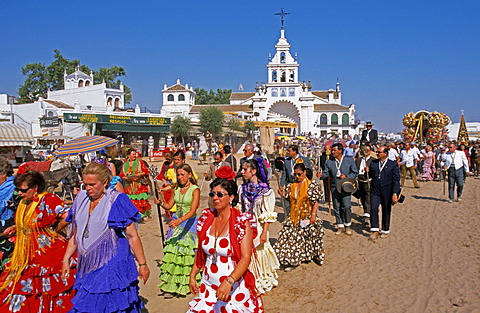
[440,143,470,202]
[320,142,358,235]
[361,122,378,146]
[367,146,400,240]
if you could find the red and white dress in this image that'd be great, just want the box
[187,208,263,313]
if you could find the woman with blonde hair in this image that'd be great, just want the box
[62,162,149,312]
[156,163,200,297]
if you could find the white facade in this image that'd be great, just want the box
[48,67,125,111]
[186,28,360,138]
[160,79,196,118]
[447,122,480,141]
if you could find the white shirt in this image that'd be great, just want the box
[400,149,419,167]
[441,151,469,171]
[388,149,399,162]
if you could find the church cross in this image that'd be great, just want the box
[274,8,290,29]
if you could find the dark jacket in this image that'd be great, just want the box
[368,159,400,196]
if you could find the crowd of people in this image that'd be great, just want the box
[0,130,476,312]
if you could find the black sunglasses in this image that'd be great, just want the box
[209,192,229,198]
[294,172,303,176]
[15,186,32,193]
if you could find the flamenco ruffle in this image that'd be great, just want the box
[70,280,143,313]
[108,194,141,228]
[159,232,199,295]
[255,242,279,294]
[274,218,325,267]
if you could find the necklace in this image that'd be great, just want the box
[212,214,230,264]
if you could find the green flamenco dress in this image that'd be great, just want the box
[159,185,200,295]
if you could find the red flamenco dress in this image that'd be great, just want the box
[187,208,264,313]
[0,193,76,313]
[120,158,151,216]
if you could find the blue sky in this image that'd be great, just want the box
[1,0,479,132]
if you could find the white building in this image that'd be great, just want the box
[160,79,196,118]
[168,27,360,138]
[48,67,125,111]
[447,122,480,141]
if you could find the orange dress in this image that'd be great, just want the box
[120,158,151,215]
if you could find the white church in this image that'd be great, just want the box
[161,25,361,138]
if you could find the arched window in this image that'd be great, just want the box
[178,94,185,101]
[167,94,174,101]
[280,52,286,63]
[289,71,295,82]
[107,97,113,106]
[281,71,286,82]
[272,71,277,82]
[320,114,327,125]
[114,98,120,108]
[331,113,338,125]
[342,113,349,125]
[78,80,84,87]
[85,80,91,86]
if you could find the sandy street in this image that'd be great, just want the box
[137,157,480,313]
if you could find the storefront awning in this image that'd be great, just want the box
[0,123,35,146]
[101,124,170,133]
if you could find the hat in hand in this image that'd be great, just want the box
[336,178,358,195]
[393,188,405,205]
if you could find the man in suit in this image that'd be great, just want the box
[361,122,378,146]
[204,151,231,181]
[355,144,375,223]
[367,146,400,240]
[440,142,470,202]
[280,144,312,187]
[279,144,312,216]
[237,144,264,178]
[223,145,237,172]
[320,143,358,235]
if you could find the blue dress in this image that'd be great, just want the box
[67,193,143,313]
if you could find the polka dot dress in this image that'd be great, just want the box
[187,233,261,313]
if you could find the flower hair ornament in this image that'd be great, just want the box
[215,166,236,180]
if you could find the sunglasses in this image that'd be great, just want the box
[294,172,304,176]
[209,191,229,198]
[15,186,32,193]
[376,151,384,154]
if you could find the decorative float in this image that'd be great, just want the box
[402,110,450,144]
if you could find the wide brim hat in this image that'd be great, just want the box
[365,122,373,127]
[336,178,358,195]
[274,157,285,171]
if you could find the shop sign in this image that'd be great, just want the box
[39,117,60,127]
[64,113,170,125]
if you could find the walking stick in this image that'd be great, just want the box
[148,165,166,247]
[442,169,446,196]
[327,176,332,215]
[274,169,286,216]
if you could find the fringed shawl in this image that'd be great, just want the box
[195,207,258,295]
[0,192,50,291]
[70,189,119,277]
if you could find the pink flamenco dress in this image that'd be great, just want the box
[187,208,264,313]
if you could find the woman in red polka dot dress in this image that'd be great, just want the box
[187,178,264,313]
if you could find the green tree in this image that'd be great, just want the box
[17,50,132,103]
[227,118,243,132]
[200,107,224,135]
[243,120,258,141]
[194,88,232,104]
[171,115,192,147]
